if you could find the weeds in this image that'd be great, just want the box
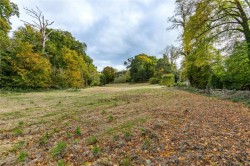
[142,139,151,150]
[123,130,132,141]
[105,117,148,135]
[67,88,80,92]
[66,132,72,138]
[18,151,28,162]
[113,102,118,106]
[75,126,81,135]
[42,112,58,118]
[107,115,114,122]
[86,136,98,145]
[51,141,67,158]
[0,111,25,120]
[2,84,249,165]
[53,128,59,133]
[121,157,133,166]
[63,122,69,126]
[112,135,119,141]
[73,139,79,144]
[140,127,146,137]
[13,127,23,135]
[13,121,25,136]
[101,110,107,115]
[92,146,101,157]
[10,141,26,152]
[57,159,66,166]
[18,121,24,126]
[40,131,50,145]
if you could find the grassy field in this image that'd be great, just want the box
[0,83,249,165]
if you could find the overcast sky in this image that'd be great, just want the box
[10,0,179,71]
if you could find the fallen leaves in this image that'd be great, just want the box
[0,84,249,165]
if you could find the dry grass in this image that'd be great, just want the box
[0,83,249,165]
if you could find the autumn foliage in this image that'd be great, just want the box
[0,26,99,89]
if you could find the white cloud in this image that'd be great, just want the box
[10,0,179,71]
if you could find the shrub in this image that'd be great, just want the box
[174,82,188,87]
[114,75,127,83]
[114,71,131,83]
[99,74,106,86]
[160,74,175,87]
[102,66,116,83]
[149,77,160,84]
[210,74,223,89]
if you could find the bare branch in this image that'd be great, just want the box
[45,29,54,38]
[243,0,250,8]
[21,7,54,54]
[194,21,242,40]
[20,19,39,29]
[209,28,244,40]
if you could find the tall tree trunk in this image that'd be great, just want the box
[235,0,250,60]
[244,31,250,61]
[42,33,46,54]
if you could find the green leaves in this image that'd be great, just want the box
[130,54,157,82]
[51,141,67,158]
[223,42,250,89]
[0,0,19,33]
[102,66,116,83]
[0,24,99,88]
[0,41,52,88]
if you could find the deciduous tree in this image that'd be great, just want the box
[190,0,250,60]
[0,0,19,33]
[102,66,116,83]
[0,41,52,88]
[129,54,157,82]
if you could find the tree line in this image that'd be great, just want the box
[0,1,99,89]
[1,0,249,90]
[101,0,250,90]
[100,45,180,87]
[0,0,181,89]
[168,0,250,90]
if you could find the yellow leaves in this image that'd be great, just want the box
[0,0,18,33]
[8,42,52,88]
[59,47,87,88]
[137,55,151,63]
[83,161,92,165]
[160,131,176,158]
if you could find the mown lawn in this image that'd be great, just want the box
[0,84,249,165]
